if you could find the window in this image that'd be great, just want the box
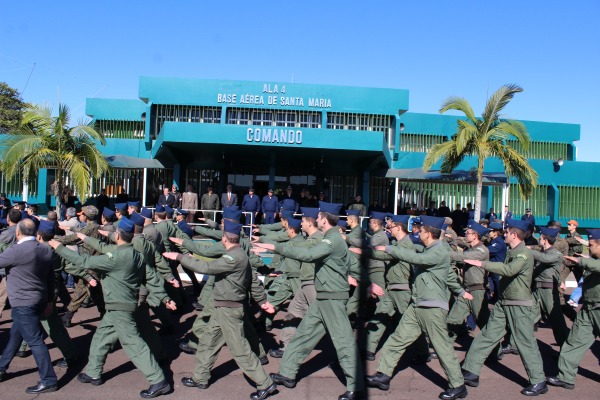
[276,111,296,127]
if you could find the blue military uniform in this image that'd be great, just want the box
[487,222,507,301]
[261,190,279,224]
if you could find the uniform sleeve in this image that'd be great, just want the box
[371,250,395,261]
[83,236,118,254]
[530,249,562,264]
[258,230,289,243]
[581,257,600,273]
[388,245,440,268]
[348,255,363,280]
[179,253,237,275]
[482,255,528,277]
[274,239,332,262]
[145,265,169,305]
[55,244,116,274]
[248,267,267,305]
[183,238,223,258]
[193,225,222,240]
[451,246,488,262]
[446,267,465,296]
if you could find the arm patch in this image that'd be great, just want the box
[222,254,235,263]
[106,252,113,259]
[516,254,528,261]
[322,239,332,246]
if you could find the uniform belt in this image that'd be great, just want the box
[388,283,410,291]
[465,284,485,291]
[536,281,554,289]
[301,280,314,287]
[213,300,244,308]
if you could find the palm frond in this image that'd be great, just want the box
[439,97,477,124]
[481,84,523,133]
[422,141,459,172]
[491,142,538,200]
[455,120,479,154]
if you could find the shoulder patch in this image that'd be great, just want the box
[222,254,235,263]
[106,252,113,259]
[322,239,332,245]
[516,254,528,260]
[476,247,486,253]
[492,243,497,247]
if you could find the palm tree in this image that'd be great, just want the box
[422,84,538,222]
[0,103,109,213]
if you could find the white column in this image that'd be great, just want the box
[142,168,148,207]
[501,183,508,219]
[23,179,28,202]
[394,178,399,214]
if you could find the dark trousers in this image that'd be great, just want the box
[263,212,276,225]
[0,304,57,385]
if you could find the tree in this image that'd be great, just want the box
[422,84,538,222]
[0,103,109,212]
[0,82,27,134]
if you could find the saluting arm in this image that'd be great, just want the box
[483,256,528,277]
[581,257,600,273]
[177,253,235,275]
[530,249,563,264]
[275,240,330,262]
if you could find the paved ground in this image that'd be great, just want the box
[0,285,598,400]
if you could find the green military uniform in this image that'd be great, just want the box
[267,234,304,310]
[344,225,365,319]
[366,234,428,356]
[156,219,194,301]
[555,256,600,384]
[530,246,569,346]
[178,246,272,389]
[463,242,545,386]
[55,242,165,385]
[447,242,490,340]
[375,239,464,389]
[275,227,363,392]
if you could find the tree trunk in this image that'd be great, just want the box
[474,158,484,222]
[55,168,63,219]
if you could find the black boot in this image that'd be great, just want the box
[250,383,278,400]
[269,373,296,388]
[62,311,74,327]
[140,380,171,398]
[462,369,480,387]
[439,385,468,400]
[521,382,548,396]
[546,376,574,389]
[366,372,391,390]
[339,391,362,400]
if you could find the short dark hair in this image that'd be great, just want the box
[103,213,117,223]
[509,227,527,240]
[155,211,167,220]
[302,216,317,226]
[541,233,557,245]
[134,225,144,234]
[224,232,240,243]
[547,220,562,229]
[320,211,339,226]
[422,225,441,239]
[46,211,58,222]
[17,219,36,236]
[38,231,55,242]
[393,222,409,234]
[8,209,22,224]
[288,226,301,234]
[117,228,134,243]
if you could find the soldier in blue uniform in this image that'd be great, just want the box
[279,186,298,213]
[521,208,535,227]
[261,188,279,224]
[242,187,261,228]
[486,222,507,302]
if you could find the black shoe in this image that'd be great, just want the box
[269,349,284,358]
[16,350,29,358]
[439,385,468,400]
[462,369,479,387]
[411,353,433,365]
[265,324,273,332]
[502,344,519,355]
[364,351,376,361]
[57,356,81,369]
[179,341,197,354]
[430,351,439,359]
[250,383,278,400]
[260,356,269,365]
[157,326,174,336]
[0,370,6,382]
[546,376,574,389]
[339,391,361,400]
[192,301,203,311]
[521,382,548,396]
[140,380,171,398]
[181,377,209,389]
[269,373,296,388]
[77,372,104,386]
[25,382,58,394]
[366,372,391,391]
[62,311,74,327]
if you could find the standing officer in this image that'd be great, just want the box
[242,187,261,228]
[548,229,600,390]
[461,218,547,396]
[366,216,470,400]
[486,222,507,302]
[261,188,279,225]
[279,186,298,213]
[200,186,220,221]
[258,202,364,400]
[221,184,238,208]
[521,208,535,228]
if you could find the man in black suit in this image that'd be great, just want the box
[0,219,58,393]
[221,184,238,208]
[157,187,175,207]
[0,193,11,223]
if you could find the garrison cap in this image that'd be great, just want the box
[411,217,422,225]
[248,187,255,191]
[489,221,504,231]
[223,220,242,235]
[281,198,297,211]
[102,208,116,219]
[118,216,135,233]
[164,205,174,218]
[586,229,600,240]
[178,220,194,238]
[223,207,242,221]
[319,201,342,216]
[176,208,189,216]
[287,218,302,229]
[525,208,532,212]
[78,205,98,219]
[130,212,145,227]
[301,207,320,219]
[506,218,530,232]
[141,207,153,219]
[286,185,293,190]
[16,201,27,206]
[154,204,165,213]
[346,209,361,217]
[38,219,55,235]
[390,215,410,224]
[370,211,387,222]
[268,188,274,193]
[114,203,128,212]
[128,201,141,208]
[467,220,490,237]
[281,210,295,220]
[539,227,560,237]
[420,216,445,229]
[337,220,348,229]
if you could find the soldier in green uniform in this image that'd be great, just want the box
[163,220,277,400]
[257,202,363,400]
[447,220,490,341]
[366,216,470,400]
[342,209,366,321]
[49,217,171,398]
[547,228,600,390]
[529,227,569,347]
[461,218,548,396]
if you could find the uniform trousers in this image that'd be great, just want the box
[279,283,317,348]
[557,307,600,384]
[532,286,569,346]
[447,289,490,340]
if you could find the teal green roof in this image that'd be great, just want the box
[86,98,146,121]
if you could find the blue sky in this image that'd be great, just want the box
[2,1,599,161]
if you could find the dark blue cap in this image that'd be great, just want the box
[155,204,165,213]
[164,205,174,217]
[38,219,55,235]
[103,208,116,219]
[420,216,445,229]
[176,208,189,216]
[337,220,348,229]
[21,211,30,220]
[539,227,560,237]
[467,220,490,237]
[223,220,242,235]
[506,218,531,232]
[281,198,296,211]
[346,209,361,217]
[223,207,242,221]
[319,201,342,215]
[288,218,302,229]
[301,207,320,219]
[130,212,145,227]
[586,229,600,240]
[489,222,504,231]
[141,208,153,219]
[281,210,295,220]
[370,211,387,221]
[114,202,128,212]
[411,217,422,225]
[390,215,410,224]
[178,220,194,237]
[128,201,141,208]
[118,217,135,233]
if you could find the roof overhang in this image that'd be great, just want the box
[385,168,507,185]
